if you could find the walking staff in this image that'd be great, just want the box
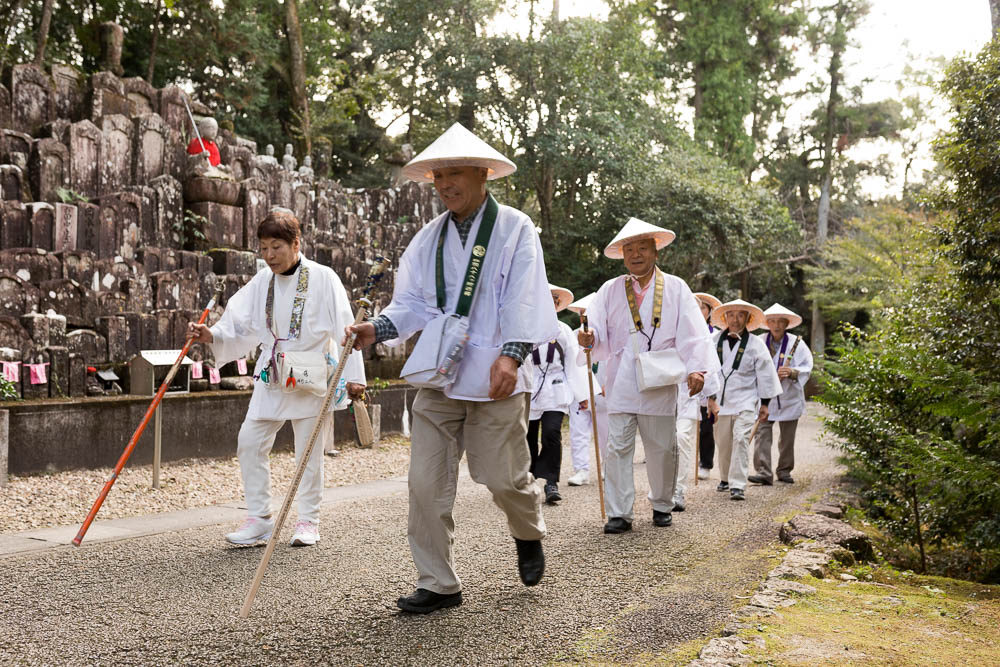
[580,313,606,520]
[72,279,224,546]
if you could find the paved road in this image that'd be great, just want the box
[0,405,838,665]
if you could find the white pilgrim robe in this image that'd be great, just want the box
[711,329,781,417]
[529,320,589,419]
[210,256,365,420]
[380,199,559,401]
[585,271,720,416]
[757,332,813,422]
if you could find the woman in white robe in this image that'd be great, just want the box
[188,209,365,547]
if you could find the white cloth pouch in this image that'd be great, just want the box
[277,350,331,397]
[631,330,686,392]
[401,313,470,390]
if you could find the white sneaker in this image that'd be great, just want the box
[290,521,320,547]
[567,470,590,486]
[225,516,273,545]
[697,467,711,480]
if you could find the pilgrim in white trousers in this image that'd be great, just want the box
[711,327,781,491]
[585,270,719,521]
[673,370,720,507]
[568,361,608,479]
[210,257,365,527]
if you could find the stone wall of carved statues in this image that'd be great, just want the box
[0,61,442,400]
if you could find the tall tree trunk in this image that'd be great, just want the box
[284,0,312,154]
[146,0,162,83]
[33,0,54,65]
[991,0,1000,34]
[552,0,560,22]
[810,0,847,358]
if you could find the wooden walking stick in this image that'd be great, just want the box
[580,314,606,521]
[72,279,224,547]
[239,258,388,619]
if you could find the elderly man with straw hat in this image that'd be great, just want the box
[577,218,719,534]
[346,123,559,614]
[694,293,722,481]
[748,304,814,486]
[708,299,782,501]
[526,284,590,504]
[565,293,608,487]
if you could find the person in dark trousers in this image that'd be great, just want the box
[527,284,589,504]
[694,293,721,481]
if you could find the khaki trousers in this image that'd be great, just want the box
[409,389,546,594]
[714,411,756,490]
[605,413,678,520]
[753,419,799,481]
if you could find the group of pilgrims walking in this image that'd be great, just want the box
[187,122,814,614]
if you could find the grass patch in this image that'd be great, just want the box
[739,566,1000,665]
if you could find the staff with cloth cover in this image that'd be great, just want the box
[708,299,781,501]
[346,123,559,614]
[748,303,813,486]
[187,209,366,547]
[566,292,608,487]
[527,284,589,504]
[577,218,720,534]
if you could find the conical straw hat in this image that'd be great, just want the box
[694,292,722,311]
[401,123,516,183]
[548,283,574,312]
[567,292,595,314]
[762,303,803,329]
[711,299,767,331]
[604,217,676,259]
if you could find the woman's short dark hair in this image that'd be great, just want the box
[256,209,300,244]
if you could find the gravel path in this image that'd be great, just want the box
[0,405,839,665]
[0,436,412,533]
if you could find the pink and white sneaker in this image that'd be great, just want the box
[225,516,273,545]
[290,521,320,547]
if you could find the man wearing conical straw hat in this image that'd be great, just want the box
[566,293,609,487]
[694,293,722,481]
[526,284,590,504]
[747,303,813,486]
[577,218,720,534]
[708,299,782,501]
[346,123,559,613]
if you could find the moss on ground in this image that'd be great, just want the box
[738,565,1000,665]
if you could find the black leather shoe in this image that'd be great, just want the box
[396,588,463,613]
[672,500,686,512]
[603,517,633,534]
[748,474,773,486]
[716,481,729,492]
[514,538,545,586]
[730,488,746,501]
[653,510,673,527]
[544,483,561,504]
[777,476,795,484]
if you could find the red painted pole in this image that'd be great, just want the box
[71,279,224,546]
